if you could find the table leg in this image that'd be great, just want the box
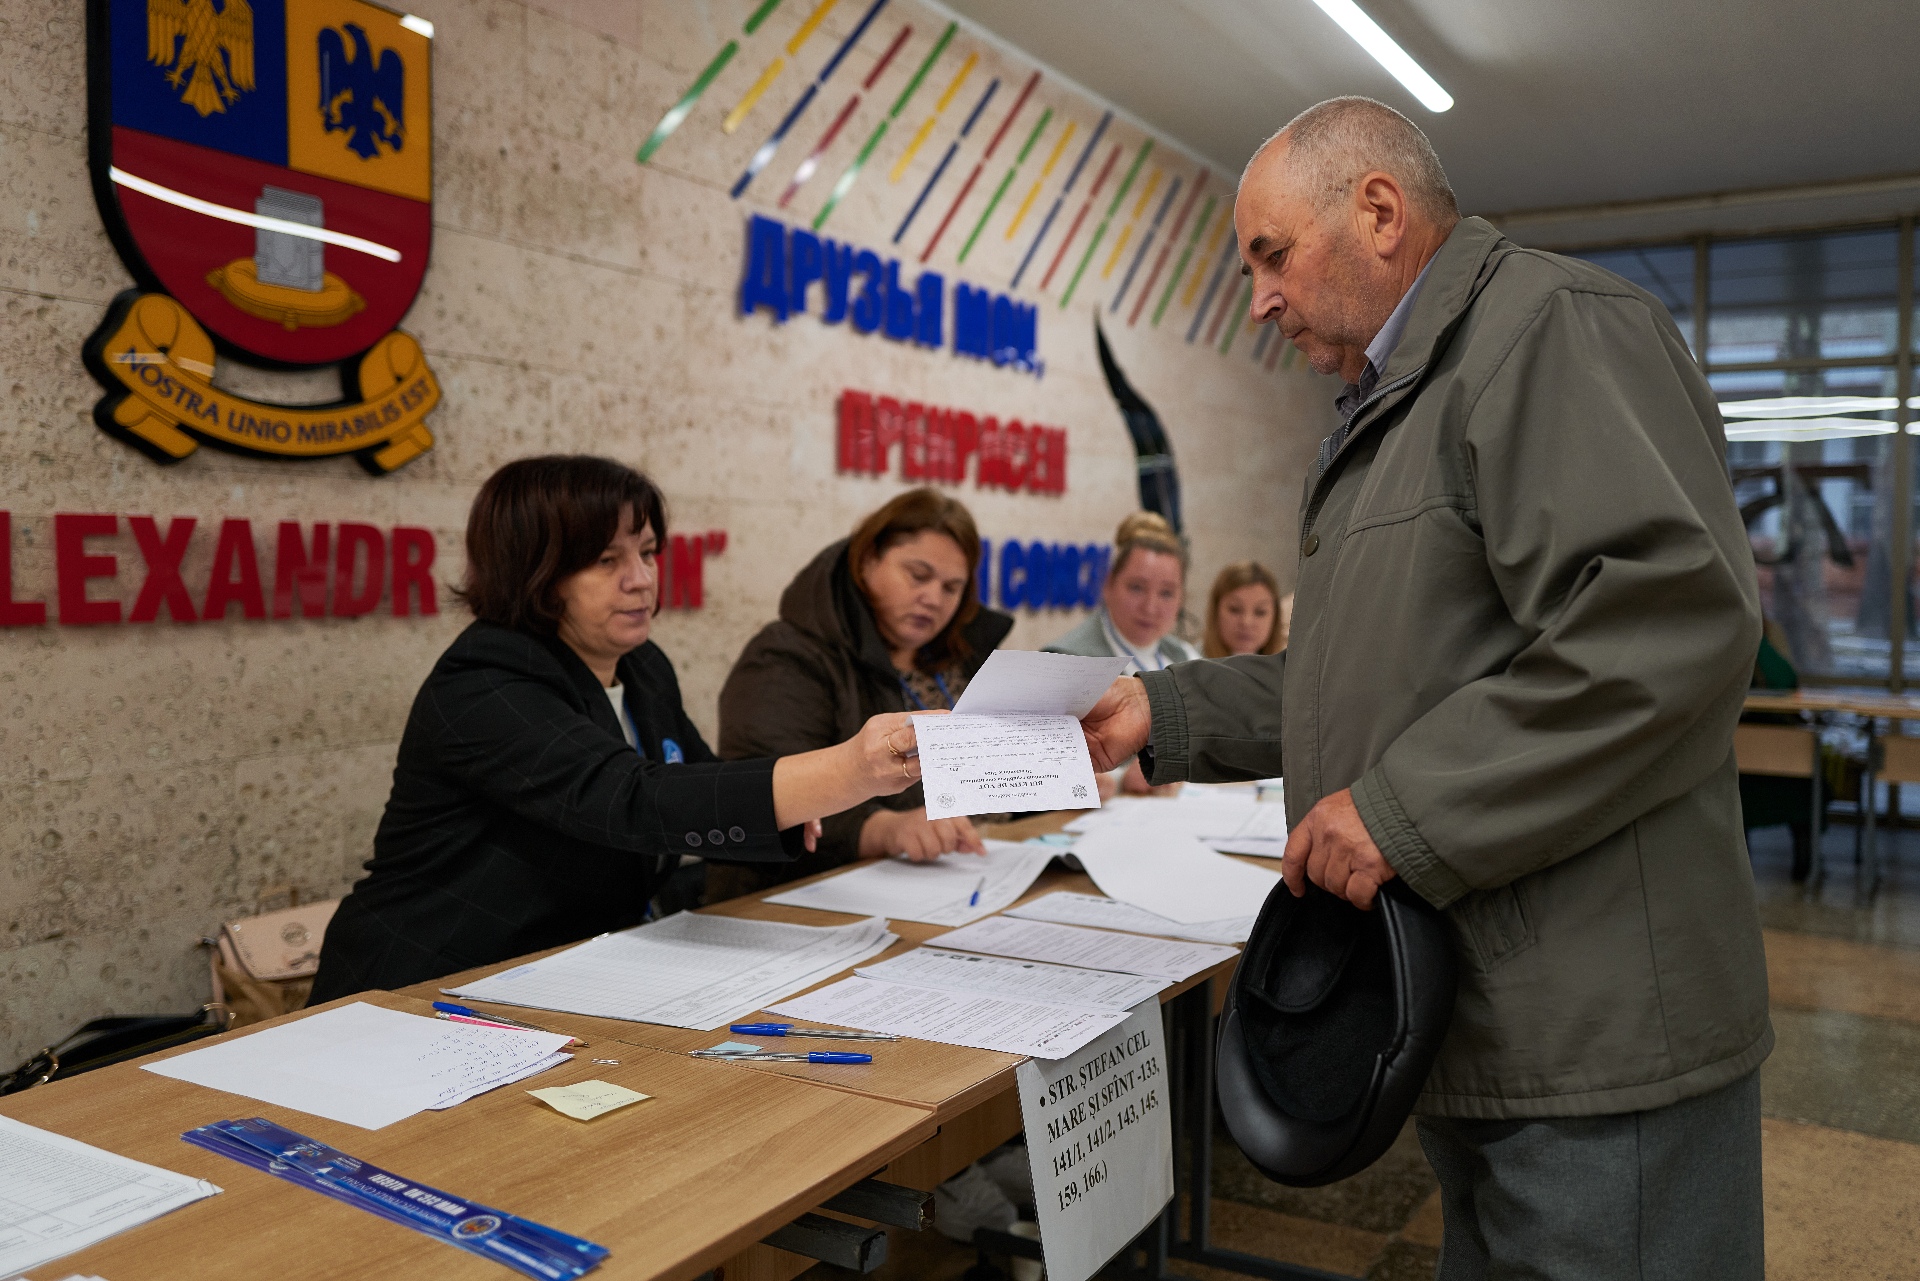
[1864,719,1880,905]
[1810,719,1826,889]
[1155,980,1359,1281]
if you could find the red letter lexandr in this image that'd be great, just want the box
[4,513,441,625]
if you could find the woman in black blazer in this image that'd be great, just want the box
[310,456,921,1000]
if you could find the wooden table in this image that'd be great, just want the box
[398,808,1294,1281]
[1744,690,1919,898]
[0,989,937,1281]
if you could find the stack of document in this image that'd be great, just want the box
[1068,827,1283,923]
[857,947,1168,1011]
[145,1002,575,1130]
[914,651,1130,819]
[0,1116,221,1278]
[932,916,1240,982]
[441,912,896,1029]
[767,977,1133,1060]
[1006,890,1256,945]
[767,913,1238,1060]
[763,840,1055,925]
[1067,790,1290,857]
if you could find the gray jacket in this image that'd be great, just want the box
[1139,218,1770,1121]
[1045,609,1200,669]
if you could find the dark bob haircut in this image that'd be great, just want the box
[456,455,667,636]
[847,487,983,667]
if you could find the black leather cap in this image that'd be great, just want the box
[1215,879,1457,1187]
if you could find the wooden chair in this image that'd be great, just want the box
[1734,722,1824,882]
[1861,730,1920,900]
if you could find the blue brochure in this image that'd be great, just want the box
[184,1117,608,1279]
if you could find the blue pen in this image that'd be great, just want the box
[431,1002,584,1046]
[694,1050,873,1064]
[969,875,986,907]
[729,1023,899,1041]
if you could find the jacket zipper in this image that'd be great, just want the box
[1301,365,1427,540]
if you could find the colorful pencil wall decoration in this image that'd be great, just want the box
[633,5,1309,375]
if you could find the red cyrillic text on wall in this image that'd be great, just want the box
[837,390,1067,492]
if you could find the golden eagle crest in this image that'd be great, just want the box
[146,0,255,117]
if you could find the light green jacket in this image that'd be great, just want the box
[1139,218,1770,1120]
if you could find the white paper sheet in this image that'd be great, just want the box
[1004,891,1256,945]
[1070,827,1283,924]
[1019,1001,1173,1281]
[764,840,1055,925]
[426,1050,574,1110]
[441,912,897,1029]
[931,916,1239,981]
[1067,793,1289,843]
[767,976,1129,1059]
[915,713,1101,819]
[856,947,1168,1011]
[1208,838,1287,859]
[951,650,1132,717]
[143,1002,574,1130]
[0,1116,221,1278]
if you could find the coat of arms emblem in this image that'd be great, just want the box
[82,0,440,472]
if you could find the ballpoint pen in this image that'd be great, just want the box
[729,1023,899,1041]
[692,1050,873,1064]
[969,875,986,907]
[432,1001,587,1048]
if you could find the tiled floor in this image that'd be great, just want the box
[804,821,1920,1280]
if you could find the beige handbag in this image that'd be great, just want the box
[206,893,340,1028]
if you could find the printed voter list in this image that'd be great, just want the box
[915,651,1128,820]
[1019,1000,1173,1281]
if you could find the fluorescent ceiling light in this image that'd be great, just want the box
[109,167,402,262]
[1306,0,1452,113]
[399,14,434,38]
[1720,396,1901,419]
[1724,418,1896,442]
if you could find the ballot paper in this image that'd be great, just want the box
[932,916,1239,982]
[144,1002,574,1130]
[915,651,1131,820]
[916,713,1104,819]
[0,1115,222,1278]
[764,840,1054,925]
[441,912,896,1029]
[1067,792,1289,846]
[951,650,1133,716]
[856,947,1168,1012]
[767,976,1130,1059]
[1005,891,1257,945]
[1070,827,1283,924]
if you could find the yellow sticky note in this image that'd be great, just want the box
[527,1080,651,1121]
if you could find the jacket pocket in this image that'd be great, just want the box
[1453,883,1535,970]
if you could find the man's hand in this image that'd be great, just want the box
[1282,788,1397,910]
[1081,676,1152,772]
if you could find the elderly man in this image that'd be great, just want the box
[1081,97,1769,1277]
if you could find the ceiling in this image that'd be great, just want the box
[938,0,1920,222]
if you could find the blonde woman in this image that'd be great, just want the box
[1203,561,1288,657]
[1046,511,1196,795]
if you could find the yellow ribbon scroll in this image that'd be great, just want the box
[87,292,439,473]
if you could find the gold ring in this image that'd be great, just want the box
[885,731,905,760]
[900,758,912,780]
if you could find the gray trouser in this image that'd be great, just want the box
[1416,1070,1763,1281]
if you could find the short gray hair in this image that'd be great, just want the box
[1246,96,1459,226]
